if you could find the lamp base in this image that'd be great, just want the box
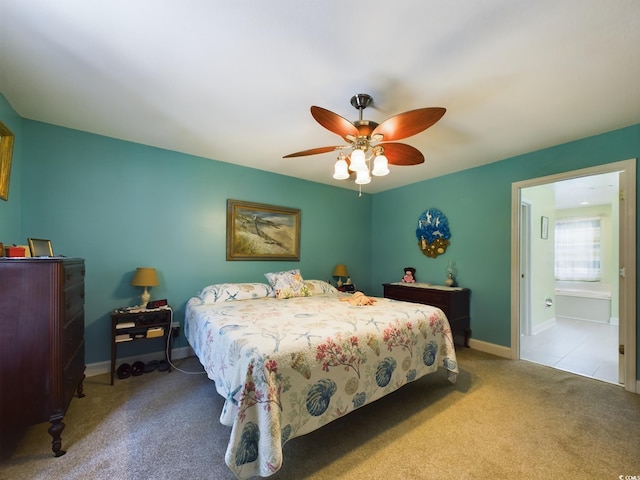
[140,287,151,308]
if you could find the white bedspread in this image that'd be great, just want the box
[185,292,458,479]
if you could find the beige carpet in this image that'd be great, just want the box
[1,348,639,480]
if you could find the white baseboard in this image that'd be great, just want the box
[85,346,195,377]
[532,317,557,335]
[467,339,512,358]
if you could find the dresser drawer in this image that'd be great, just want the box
[63,313,84,367]
[61,343,85,410]
[64,263,86,287]
[64,282,85,320]
[417,289,449,308]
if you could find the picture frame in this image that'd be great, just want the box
[541,216,549,240]
[0,120,15,201]
[28,238,54,257]
[226,199,300,261]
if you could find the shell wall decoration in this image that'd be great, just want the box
[416,208,451,258]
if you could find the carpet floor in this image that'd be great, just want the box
[1,348,639,479]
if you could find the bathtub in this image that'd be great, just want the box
[554,287,612,324]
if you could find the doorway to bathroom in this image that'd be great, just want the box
[511,160,637,392]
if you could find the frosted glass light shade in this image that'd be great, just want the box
[349,149,367,172]
[333,158,349,180]
[372,154,390,176]
[355,169,371,185]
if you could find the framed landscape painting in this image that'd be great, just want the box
[226,199,301,261]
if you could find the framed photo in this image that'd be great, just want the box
[28,238,54,257]
[541,216,549,240]
[226,199,300,261]
[0,120,15,201]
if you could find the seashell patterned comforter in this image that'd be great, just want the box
[185,291,458,479]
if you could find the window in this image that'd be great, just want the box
[554,217,601,281]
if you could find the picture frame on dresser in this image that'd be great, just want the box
[28,238,54,257]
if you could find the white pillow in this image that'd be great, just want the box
[264,269,311,299]
[304,280,338,295]
[198,283,275,304]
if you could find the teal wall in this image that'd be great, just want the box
[0,95,22,241]
[372,124,640,354]
[1,99,372,364]
[2,93,639,380]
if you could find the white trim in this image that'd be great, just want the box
[531,317,557,335]
[511,159,637,393]
[85,346,195,377]
[468,339,511,358]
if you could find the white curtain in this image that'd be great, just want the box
[554,217,601,282]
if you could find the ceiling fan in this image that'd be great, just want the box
[283,94,446,185]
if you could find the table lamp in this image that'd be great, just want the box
[130,267,159,307]
[332,264,348,287]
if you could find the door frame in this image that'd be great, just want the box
[510,159,637,393]
[519,202,532,336]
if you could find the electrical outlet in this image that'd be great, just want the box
[171,322,180,337]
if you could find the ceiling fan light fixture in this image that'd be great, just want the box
[284,94,444,194]
[349,148,367,172]
[355,169,371,185]
[372,153,389,177]
[333,155,350,180]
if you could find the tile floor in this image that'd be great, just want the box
[520,317,620,385]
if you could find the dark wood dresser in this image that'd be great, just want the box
[382,283,471,347]
[0,257,86,456]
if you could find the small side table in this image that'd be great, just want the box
[110,306,173,385]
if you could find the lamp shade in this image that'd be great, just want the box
[332,264,348,277]
[130,267,159,287]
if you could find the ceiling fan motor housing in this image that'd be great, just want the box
[350,93,373,111]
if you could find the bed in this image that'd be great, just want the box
[185,273,458,479]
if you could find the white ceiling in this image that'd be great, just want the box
[1,1,639,194]
[554,172,619,210]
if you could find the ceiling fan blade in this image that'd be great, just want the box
[381,143,425,166]
[372,107,446,141]
[283,145,341,158]
[311,106,359,139]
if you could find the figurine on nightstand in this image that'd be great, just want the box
[402,267,416,283]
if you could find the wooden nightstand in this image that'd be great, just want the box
[382,283,471,347]
[110,307,173,385]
